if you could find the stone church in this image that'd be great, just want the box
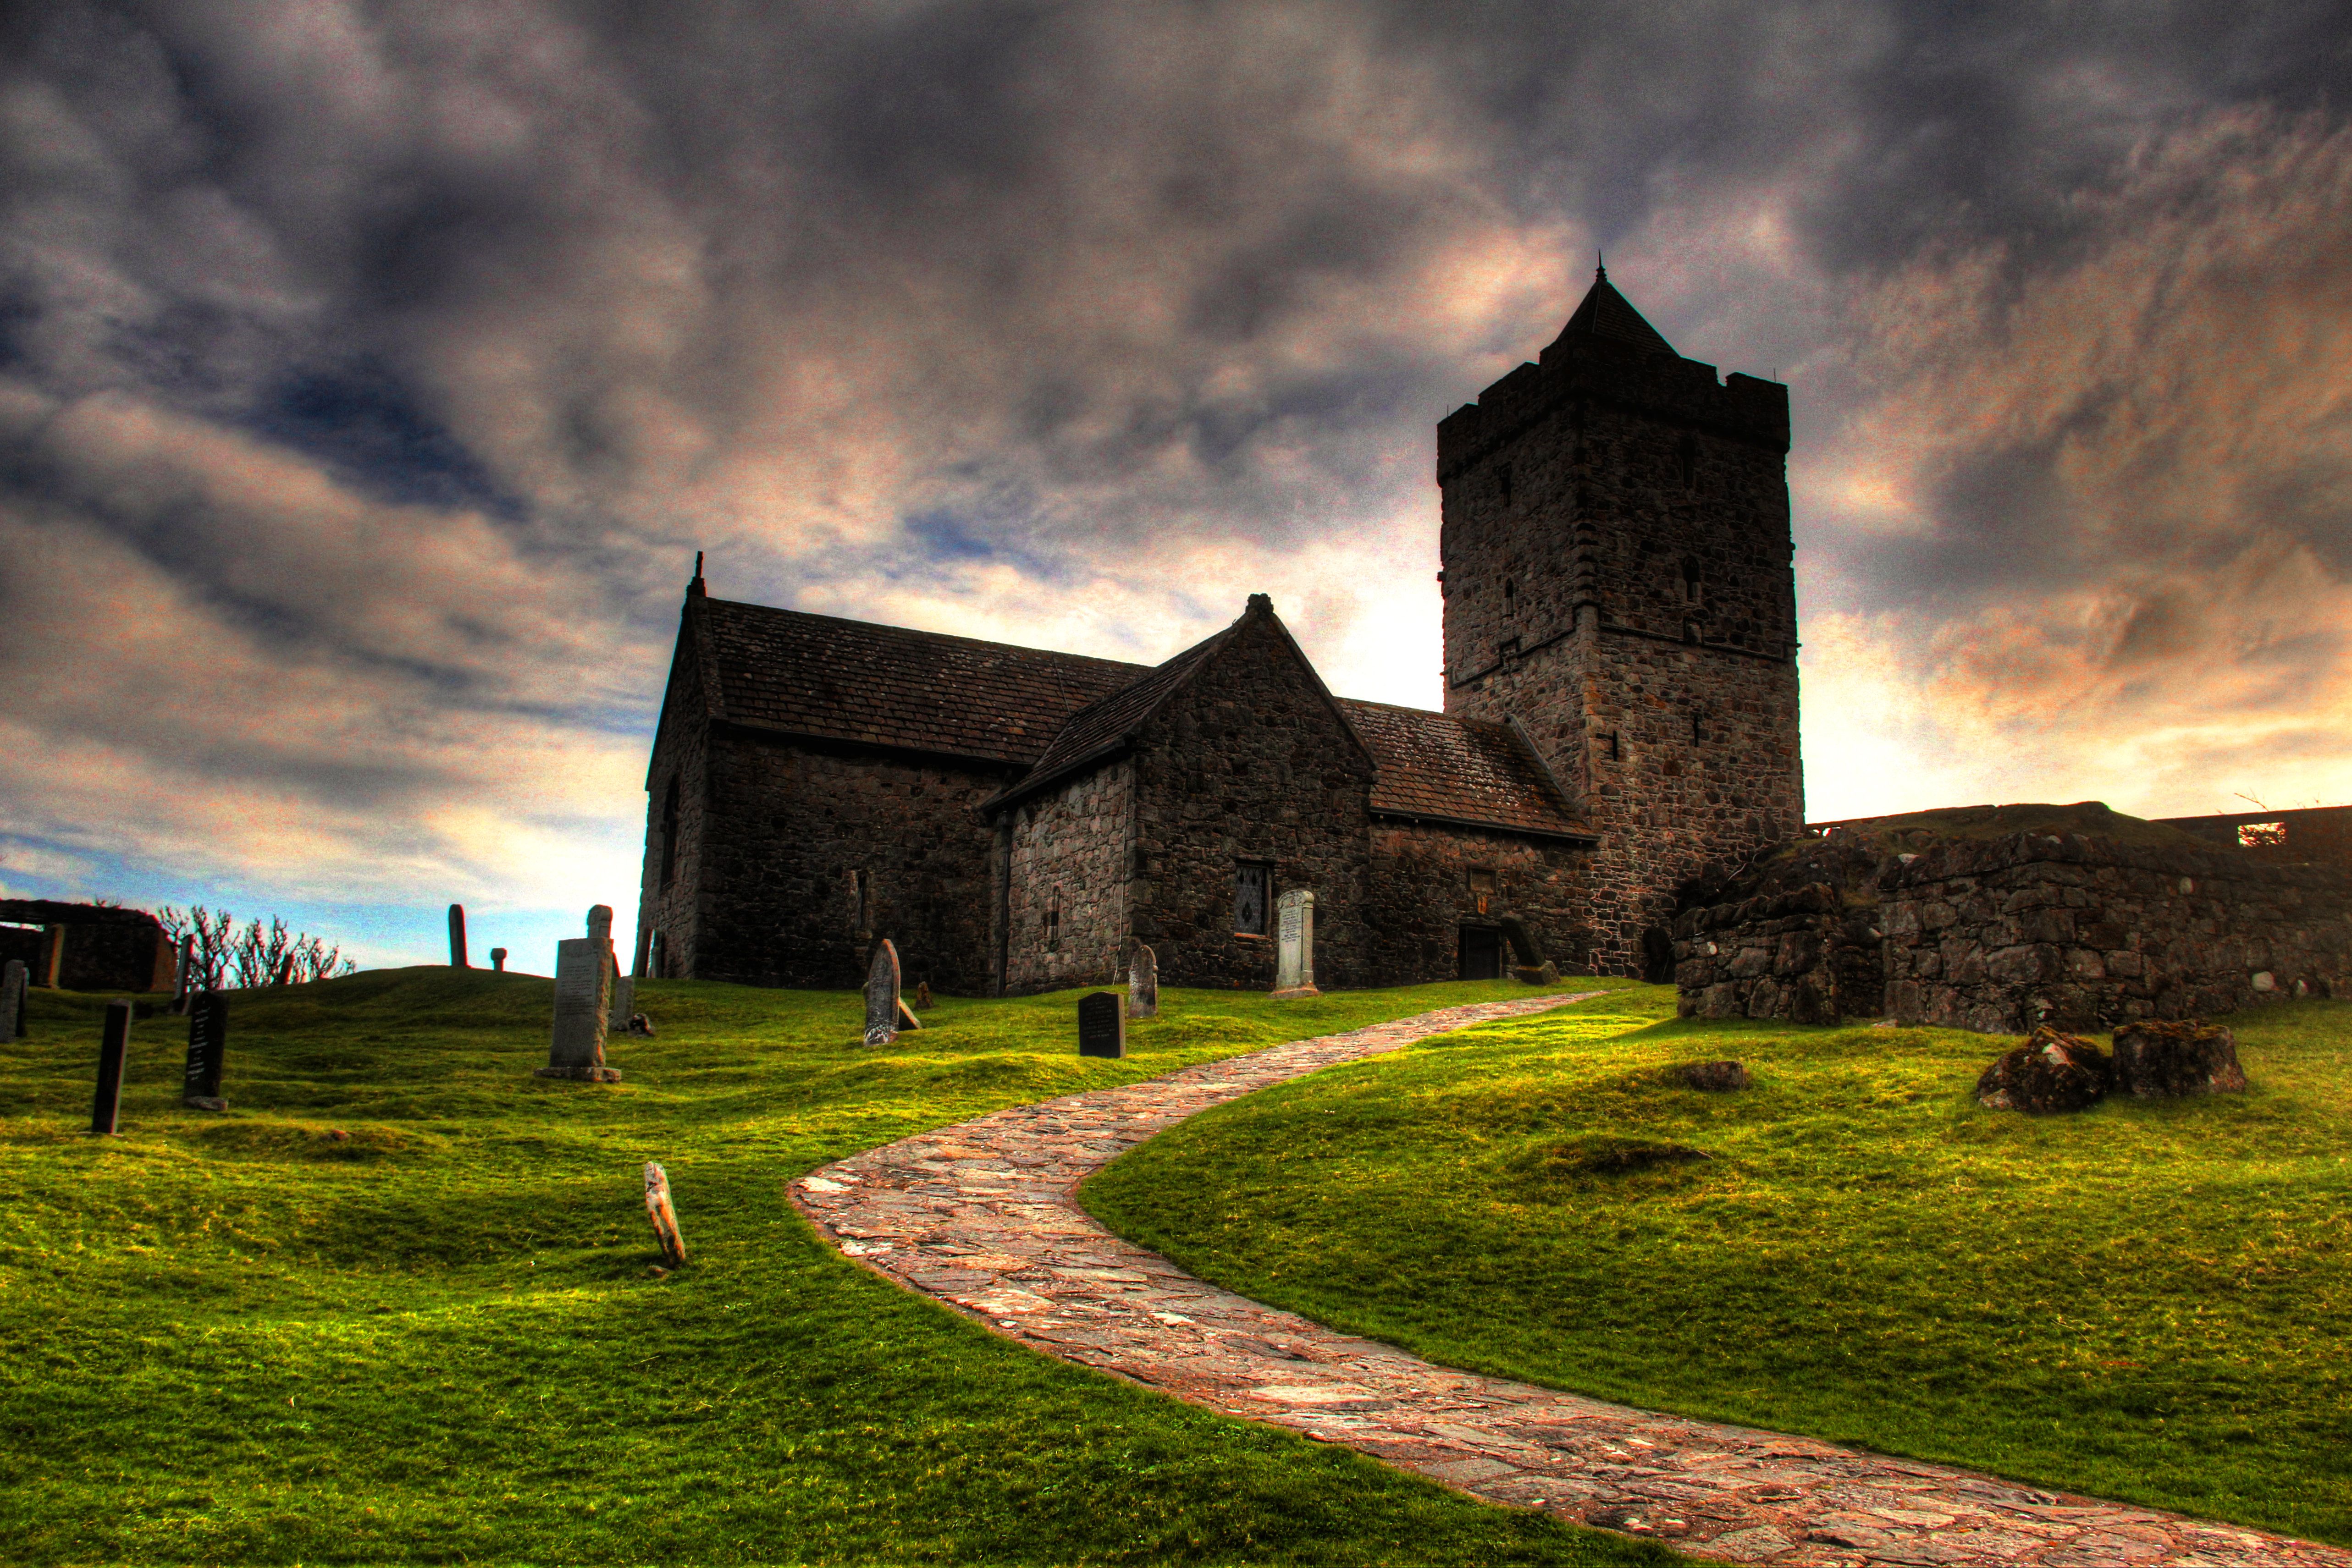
[633,269,1805,994]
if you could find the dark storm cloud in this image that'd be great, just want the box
[1,0,2347,930]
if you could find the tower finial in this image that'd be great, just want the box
[1596,250,1607,281]
[688,549,706,599]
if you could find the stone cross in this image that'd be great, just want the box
[183,991,228,1111]
[1271,888,1319,998]
[864,939,902,1046]
[447,903,469,968]
[0,959,24,1043]
[490,947,508,973]
[90,999,131,1135]
[1126,943,1158,1019]
[540,912,621,1081]
[1078,990,1126,1058]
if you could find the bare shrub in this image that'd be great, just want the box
[157,907,357,989]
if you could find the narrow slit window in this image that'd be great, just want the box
[1045,888,1061,951]
[1690,711,1705,744]
[1682,556,1701,603]
[1502,578,1518,617]
[1678,432,1698,488]
[659,776,681,889]
[1497,463,1513,506]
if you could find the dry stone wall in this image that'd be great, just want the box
[1675,828,2352,1033]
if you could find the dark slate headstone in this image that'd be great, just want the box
[447,903,469,968]
[91,998,130,1135]
[0,958,24,1043]
[1127,944,1158,1019]
[1078,991,1126,1059]
[863,939,902,1046]
[183,991,228,1111]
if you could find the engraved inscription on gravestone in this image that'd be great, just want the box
[1127,943,1158,1019]
[1077,990,1126,1058]
[864,938,903,1046]
[1271,888,1319,998]
[0,959,25,1044]
[540,927,621,1082]
[183,991,228,1111]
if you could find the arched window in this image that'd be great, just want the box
[1681,556,1702,604]
[1502,578,1518,617]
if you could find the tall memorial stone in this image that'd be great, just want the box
[1271,888,1319,998]
[539,906,622,1082]
[1,959,24,1043]
[863,939,903,1046]
[1078,990,1126,1058]
[608,974,636,1037]
[1126,943,1158,1019]
[90,999,130,1135]
[183,991,228,1111]
[447,904,469,968]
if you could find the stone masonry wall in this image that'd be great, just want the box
[634,630,715,981]
[1127,611,1378,991]
[685,729,1010,993]
[1364,822,1595,983]
[1004,759,1134,995]
[1439,338,1803,977]
[1675,831,2352,1032]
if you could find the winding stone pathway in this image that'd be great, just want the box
[790,995,2349,1566]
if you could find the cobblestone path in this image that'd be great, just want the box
[790,995,2348,1566]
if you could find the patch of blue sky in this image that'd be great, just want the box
[249,359,528,522]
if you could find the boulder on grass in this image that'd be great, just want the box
[2112,1020,2246,1097]
[1678,1060,1750,1091]
[1976,1026,2111,1114]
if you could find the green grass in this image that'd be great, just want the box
[1083,987,2352,1545]
[0,968,1676,1567]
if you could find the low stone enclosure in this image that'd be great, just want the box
[1672,803,2352,1033]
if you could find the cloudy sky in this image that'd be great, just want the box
[3,1,2348,968]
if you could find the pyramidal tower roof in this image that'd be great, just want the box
[1546,264,1679,360]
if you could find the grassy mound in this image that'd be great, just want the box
[0,969,1672,1567]
[1083,989,2352,1545]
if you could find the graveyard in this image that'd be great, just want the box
[2,964,2348,1562]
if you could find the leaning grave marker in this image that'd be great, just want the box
[1271,888,1318,998]
[1127,943,1158,1019]
[1078,990,1126,1058]
[183,991,228,1111]
[539,906,621,1082]
[864,939,903,1046]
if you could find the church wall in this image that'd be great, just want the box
[1003,758,1134,994]
[1127,612,1378,990]
[1364,823,1596,982]
[635,635,714,980]
[687,729,1009,993]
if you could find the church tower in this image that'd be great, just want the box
[1436,268,1804,976]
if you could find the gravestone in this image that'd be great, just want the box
[539,935,621,1082]
[91,999,131,1135]
[0,959,24,1043]
[490,947,508,973]
[183,991,228,1111]
[1271,889,1319,998]
[608,975,636,1038]
[1127,943,1158,1019]
[447,904,469,968]
[1078,990,1126,1058]
[644,1162,687,1266]
[863,939,902,1046]
[171,935,194,1014]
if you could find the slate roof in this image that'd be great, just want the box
[1547,266,1679,360]
[694,597,1149,764]
[689,595,1590,840]
[1340,699,1590,839]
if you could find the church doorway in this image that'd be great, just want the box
[1459,925,1502,981]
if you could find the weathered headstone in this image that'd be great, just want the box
[608,974,636,1038]
[915,981,932,1010]
[863,939,902,1046]
[1078,990,1126,1058]
[1127,943,1158,1019]
[1271,888,1318,998]
[490,947,508,973]
[447,903,469,968]
[644,1161,687,1267]
[539,935,621,1081]
[91,999,131,1135]
[171,935,194,1014]
[0,959,24,1043]
[183,991,228,1111]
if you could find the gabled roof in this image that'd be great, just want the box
[1341,699,1591,840]
[992,625,1233,799]
[691,596,1149,764]
[1546,265,1678,360]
